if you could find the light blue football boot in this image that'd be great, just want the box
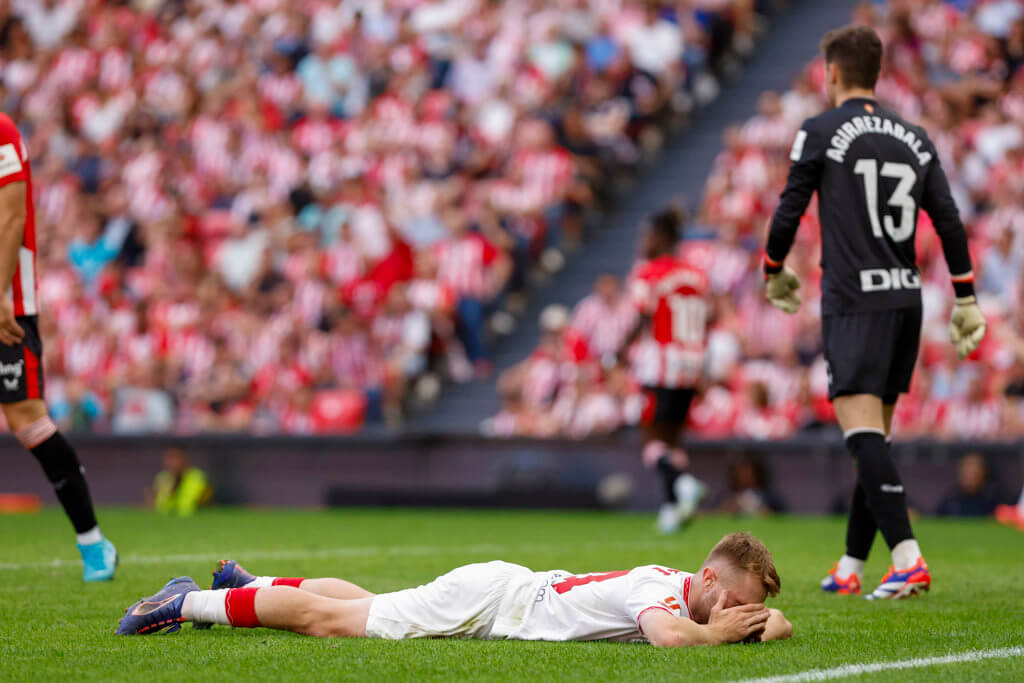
[78,537,118,582]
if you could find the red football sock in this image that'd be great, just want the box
[225,587,261,628]
[271,577,305,588]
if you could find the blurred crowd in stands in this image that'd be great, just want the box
[0,0,762,433]
[489,0,1024,442]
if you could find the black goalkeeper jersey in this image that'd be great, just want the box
[766,97,973,316]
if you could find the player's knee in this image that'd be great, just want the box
[3,399,49,434]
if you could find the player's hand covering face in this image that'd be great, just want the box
[949,297,986,359]
[764,268,802,314]
[707,590,770,644]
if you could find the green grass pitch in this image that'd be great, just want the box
[1,508,1022,682]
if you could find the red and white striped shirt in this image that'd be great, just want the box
[47,48,97,93]
[0,113,38,316]
[292,117,345,156]
[511,147,575,205]
[321,241,364,287]
[259,72,303,111]
[330,331,378,389]
[99,46,132,92]
[571,294,638,357]
[434,234,500,299]
[628,256,710,389]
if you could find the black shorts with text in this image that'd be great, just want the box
[0,315,45,403]
[822,307,921,404]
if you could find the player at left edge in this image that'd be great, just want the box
[0,112,118,581]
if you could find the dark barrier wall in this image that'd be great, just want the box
[1,435,1021,514]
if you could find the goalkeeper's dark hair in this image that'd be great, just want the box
[820,24,883,90]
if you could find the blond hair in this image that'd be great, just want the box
[704,532,781,598]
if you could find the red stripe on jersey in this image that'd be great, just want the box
[24,345,40,399]
[552,570,630,594]
[683,576,691,613]
[11,259,23,317]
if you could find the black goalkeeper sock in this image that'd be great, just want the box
[656,455,684,503]
[845,482,877,561]
[30,432,99,535]
[846,431,913,550]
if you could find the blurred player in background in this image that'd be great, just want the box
[0,113,117,581]
[117,531,792,647]
[763,26,986,599]
[147,448,212,517]
[627,208,710,533]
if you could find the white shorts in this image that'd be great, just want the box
[365,561,538,640]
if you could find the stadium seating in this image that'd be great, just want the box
[1,0,759,433]
[489,0,1024,441]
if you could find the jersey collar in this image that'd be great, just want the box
[842,96,878,108]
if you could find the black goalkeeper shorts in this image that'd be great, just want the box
[0,315,45,403]
[822,307,921,404]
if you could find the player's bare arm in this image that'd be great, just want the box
[0,181,27,345]
[639,591,786,647]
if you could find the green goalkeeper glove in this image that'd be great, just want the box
[764,268,802,314]
[950,296,986,360]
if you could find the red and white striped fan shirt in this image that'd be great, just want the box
[511,147,575,205]
[571,294,638,357]
[0,113,38,317]
[434,234,500,300]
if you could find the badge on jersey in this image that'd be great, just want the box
[0,143,23,179]
[789,130,808,162]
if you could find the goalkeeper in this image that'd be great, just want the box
[762,25,985,600]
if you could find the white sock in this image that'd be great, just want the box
[891,539,922,570]
[247,576,275,588]
[836,554,865,578]
[76,527,102,545]
[182,590,230,625]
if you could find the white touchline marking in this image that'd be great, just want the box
[0,539,677,571]
[732,646,1024,683]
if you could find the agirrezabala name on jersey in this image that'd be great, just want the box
[822,115,933,166]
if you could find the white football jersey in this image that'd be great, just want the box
[494,565,693,643]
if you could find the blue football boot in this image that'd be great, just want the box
[78,537,118,582]
[211,560,255,589]
[116,577,200,635]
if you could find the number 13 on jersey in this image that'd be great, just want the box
[853,159,917,243]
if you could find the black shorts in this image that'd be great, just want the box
[822,307,921,404]
[641,386,695,427]
[0,315,45,403]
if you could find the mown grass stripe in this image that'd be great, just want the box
[0,539,676,571]
[732,646,1024,683]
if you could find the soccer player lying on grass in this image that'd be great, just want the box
[117,532,793,646]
